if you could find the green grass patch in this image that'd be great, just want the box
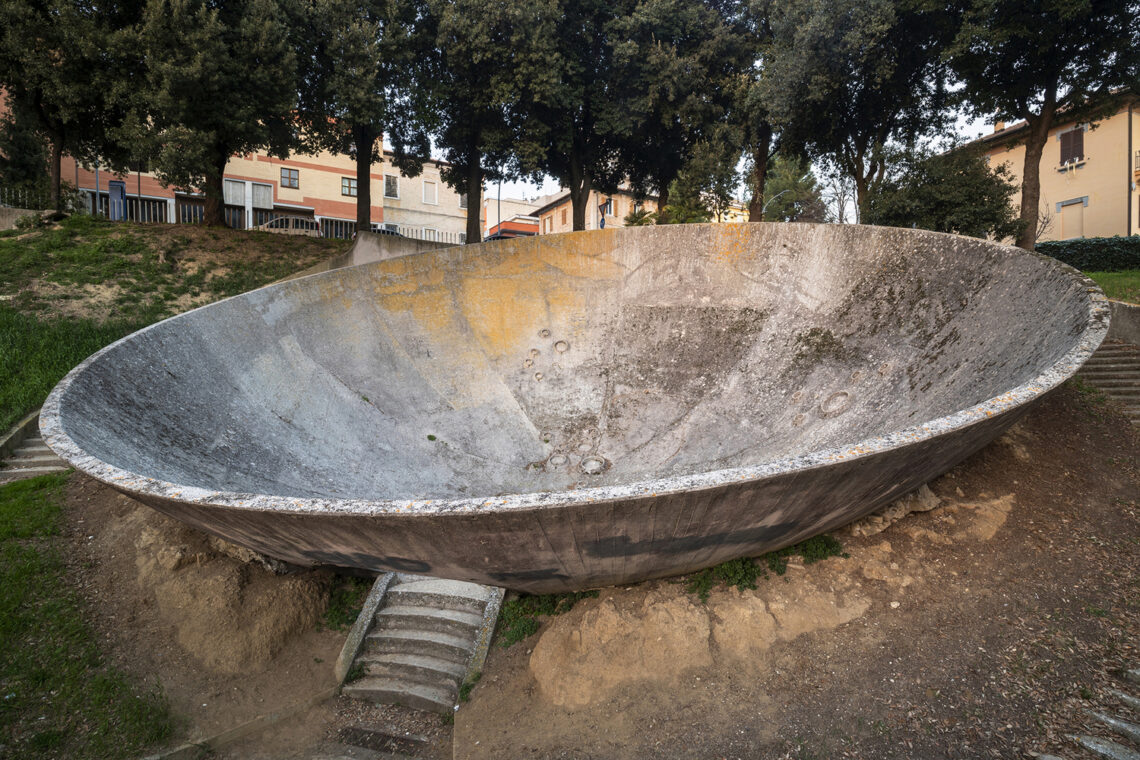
[0,215,341,432]
[0,473,173,758]
[686,534,849,603]
[496,590,600,647]
[1086,270,1140,304]
[322,576,372,630]
[458,671,481,702]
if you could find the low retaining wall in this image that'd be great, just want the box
[0,207,46,230]
[1108,300,1140,345]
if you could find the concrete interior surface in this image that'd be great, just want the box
[41,224,1110,591]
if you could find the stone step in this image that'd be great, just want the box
[1081,364,1140,374]
[364,628,473,664]
[1110,690,1140,712]
[386,579,491,615]
[374,605,483,638]
[1088,710,1140,744]
[1067,734,1140,760]
[341,677,456,714]
[7,453,63,465]
[357,652,466,689]
[308,742,417,760]
[0,464,70,476]
[335,725,434,758]
[1087,378,1140,388]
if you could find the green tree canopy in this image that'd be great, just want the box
[948,0,1140,250]
[430,0,559,242]
[760,155,826,223]
[139,0,298,226]
[862,145,1024,240]
[296,0,434,231]
[761,0,955,214]
[0,93,50,192]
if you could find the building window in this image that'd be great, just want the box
[1059,128,1084,164]
[384,174,399,198]
[280,168,299,188]
[252,182,273,209]
[600,197,613,216]
[423,180,438,205]
[223,179,245,206]
[459,193,468,209]
[342,177,358,197]
[561,208,567,225]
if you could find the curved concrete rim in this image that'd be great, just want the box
[40,224,1112,518]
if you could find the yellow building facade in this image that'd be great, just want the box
[977,96,1139,241]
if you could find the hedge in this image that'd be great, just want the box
[1036,235,1140,273]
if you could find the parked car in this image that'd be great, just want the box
[256,215,321,237]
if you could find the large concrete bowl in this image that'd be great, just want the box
[41,224,1109,592]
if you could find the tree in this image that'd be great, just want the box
[0,93,50,191]
[948,0,1140,250]
[137,0,298,226]
[733,0,780,221]
[862,145,1024,239]
[0,0,139,209]
[608,0,750,212]
[296,0,433,232]
[760,155,826,223]
[430,0,559,243]
[760,0,954,214]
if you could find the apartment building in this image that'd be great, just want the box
[535,189,660,234]
[975,93,1139,241]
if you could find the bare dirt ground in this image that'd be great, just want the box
[59,382,1138,759]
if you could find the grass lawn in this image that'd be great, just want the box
[0,473,173,758]
[1086,270,1140,304]
[0,214,344,431]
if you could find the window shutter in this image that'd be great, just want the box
[1059,131,1072,163]
[1072,129,1084,161]
[384,175,398,198]
[223,180,244,206]
[252,183,273,209]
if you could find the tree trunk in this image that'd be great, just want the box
[568,151,591,231]
[465,160,483,243]
[657,185,669,222]
[1016,109,1054,251]
[852,173,869,224]
[203,149,228,227]
[354,124,375,232]
[48,131,63,211]
[747,124,773,222]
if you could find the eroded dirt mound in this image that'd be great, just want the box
[134,511,331,673]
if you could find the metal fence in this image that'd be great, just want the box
[79,190,169,222]
[0,186,52,210]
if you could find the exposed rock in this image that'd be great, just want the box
[849,484,942,537]
[529,592,712,708]
[956,494,1016,541]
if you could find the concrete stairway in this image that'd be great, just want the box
[1038,667,1140,760]
[1078,340,1140,425]
[341,576,503,715]
[0,434,69,483]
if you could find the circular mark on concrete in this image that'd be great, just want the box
[577,442,593,453]
[793,413,805,427]
[548,453,568,466]
[534,372,544,381]
[878,362,891,375]
[554,340,570,353]
[791,390,803,403]
[819,391,852,418]
[529,348,540,358]
[538,329,551,338]
[580,455,607,475]
[850,370,864,382]
[524,359,534,368]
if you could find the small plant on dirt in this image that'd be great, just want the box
[459,671,482,702]
[322,576,372,630]
[685,535,849,602]
[496,590,599,647]
[344,662,367,683]
[685,557,765,602]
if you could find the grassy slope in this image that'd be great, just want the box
[1086,270,1140,305]
[0,215,344,431]
[0,473,173,758]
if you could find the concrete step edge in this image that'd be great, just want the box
[357,651,467,680]
[341,678,456,713]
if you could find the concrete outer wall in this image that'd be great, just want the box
[280,231,456,282]
[1108,300,1140,344]
[982,103,1138,240]
[41,224,1109,593]
[0,206,46,230]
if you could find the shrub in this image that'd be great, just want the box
[1037,236,1140,273]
